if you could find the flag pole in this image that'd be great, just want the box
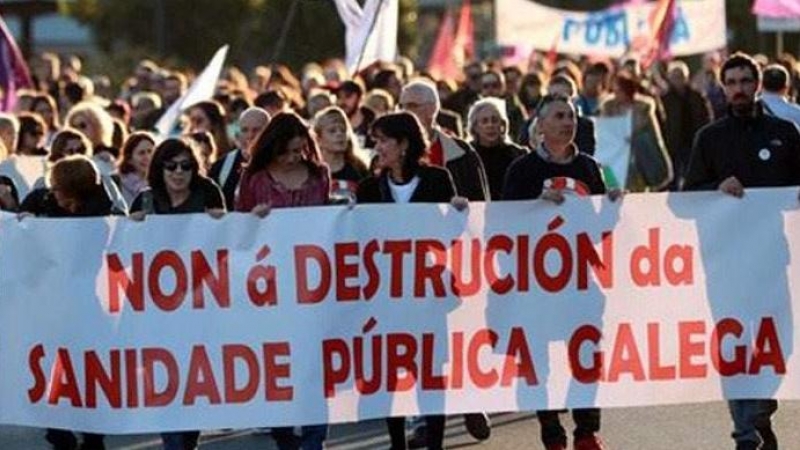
[271,0,302,63]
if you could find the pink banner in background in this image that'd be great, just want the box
[753,0,800,17]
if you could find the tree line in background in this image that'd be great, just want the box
[63,0,417,78]
[61,0,798,80]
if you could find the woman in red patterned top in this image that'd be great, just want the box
[236,111,330,216]
[235,111,330,447]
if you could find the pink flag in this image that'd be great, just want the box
[453,0,475,68]
[427,9,458,80]
[0,14,32,112]
[642,0,677,69]
[427,0,475,81]
[753,0,800,17]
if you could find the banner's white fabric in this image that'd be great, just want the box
[1,189,800,433]
[496,0,726,57]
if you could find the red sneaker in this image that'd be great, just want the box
[574,434,606,450]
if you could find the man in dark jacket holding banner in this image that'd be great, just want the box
[685,52,800,450]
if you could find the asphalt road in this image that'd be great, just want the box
[2,401,800,449]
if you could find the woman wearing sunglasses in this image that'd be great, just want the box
[130,138,224,220]
[128,138,224,449]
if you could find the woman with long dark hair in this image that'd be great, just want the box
[128,138,224,449]
[236,111,329,216]
[130,138,224,218]
[235,111,330,450]
[357,111,466,450]
[186,100,233,159]
[117,131,155,205]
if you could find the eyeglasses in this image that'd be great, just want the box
[482,81,502,90]
[163,160,193,172]
[72,121,89,130]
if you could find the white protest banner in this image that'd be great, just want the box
[1,189,800,433]
[496,0,726,57]
[594,113,632,189]
[155,45,229,138]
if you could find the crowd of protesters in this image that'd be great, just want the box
[1,46,799,450]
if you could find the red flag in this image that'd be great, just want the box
[453,0,474,68]
[642,0,677,69]
[427,0,474,81]
[427,9,458,80]
[0,14,32,112]
[545,32,560,72]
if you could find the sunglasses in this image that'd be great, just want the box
[163,160,193,172]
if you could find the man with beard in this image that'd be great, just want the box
[336,80,375,148]
[684,52,800,450]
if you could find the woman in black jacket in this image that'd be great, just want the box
[356,112,465,450]
[129,138,223,450]
[130,138,224,219]
[357,112,462,206]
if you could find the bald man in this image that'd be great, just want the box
[208,107,271,208]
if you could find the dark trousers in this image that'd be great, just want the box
[271,425,328,450]
[45,429,105,450]
[161,431,201,450]
[537,408,601,447]
[386,415,445,450]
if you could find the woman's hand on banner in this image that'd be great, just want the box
[206,208,225,219]
[251,203,271,218]
[450,196,469,212]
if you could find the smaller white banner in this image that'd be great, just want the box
[594,113,632,190]
[497,0,726,57]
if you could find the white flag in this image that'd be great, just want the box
[594,112,632,190]
[155,45,229,137]
[333,0,398,74]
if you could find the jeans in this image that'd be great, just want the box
[537,408,601,447]
[272,425,328,450]
[160,431,201,450]
[728,399,778,448]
